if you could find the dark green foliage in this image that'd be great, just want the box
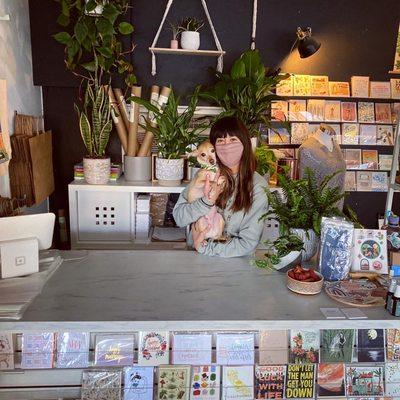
[255,145,277,177]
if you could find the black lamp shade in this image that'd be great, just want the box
[298,36,321,58]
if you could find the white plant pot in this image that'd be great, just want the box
[290,228,319,262]
[156,157,184,186]
[251,137,258,152]
[273,251,302,272]
[83,157,110,185]
[181,31,200,50]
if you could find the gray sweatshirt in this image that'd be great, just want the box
[173,172,268,257]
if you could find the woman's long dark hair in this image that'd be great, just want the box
[209,117,256,213]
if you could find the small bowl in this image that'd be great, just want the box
[286,268,324,295]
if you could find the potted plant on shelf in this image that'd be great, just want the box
[201,49,288,142]
[75,64,112,184]
[262,168,349,262]
[169,21,182,49]
[130,87,206,186]
[179,17,204,50]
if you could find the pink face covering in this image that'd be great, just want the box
[215,141,244,168]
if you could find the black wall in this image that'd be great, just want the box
[29,0,400,229]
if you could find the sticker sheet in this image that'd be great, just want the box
[190,365,220,400]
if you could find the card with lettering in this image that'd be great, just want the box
[345,365,384,397]
[0,332,14,370]
[139,331,169,366]
[172,333,212,365]
[190,365,220,400]
[375,103,392,123]
[290,330,319,364]
[123,366,154,400]
[357,329,385,362]
[285,364,315,399]
[351,76,370,98]
[317,363,345,397]
[81,369,122,400]
[158,365,191,400]
[255,365,286,399]
[259,330,289,365]
[216,333,254,365]
[56,332,90,368]
[321,329,354,363]
[95,334,134,366]
[324,101,341,122]
[222,365,254,400]
[21,332,55,369]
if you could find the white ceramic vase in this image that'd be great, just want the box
[181,31,200,50]
[156,157,184,186]
[290,228,319,262]
[83,157,110,185]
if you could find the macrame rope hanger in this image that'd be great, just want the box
[251,0,258,50]
[150,0,224,76]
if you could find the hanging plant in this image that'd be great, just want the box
[53,0,136,86]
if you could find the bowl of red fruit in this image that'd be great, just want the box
[287,265,324,295]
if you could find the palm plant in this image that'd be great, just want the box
[201,50,288,137]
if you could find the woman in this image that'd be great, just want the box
[173,117,268,257]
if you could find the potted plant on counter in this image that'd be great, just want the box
[201,49,287,142]
[263,168,348,262]
[130,87,206,186]
[179,17,204,50]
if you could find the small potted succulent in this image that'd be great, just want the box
[131,87,206,186]
[179,17,204,50]
[169,21,182,49]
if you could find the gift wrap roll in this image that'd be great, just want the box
[127,86,142,156]
[109,87,128,154]
[113,88,130,131]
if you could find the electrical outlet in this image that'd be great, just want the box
[15,256,25,266]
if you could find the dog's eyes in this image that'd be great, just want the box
[211,149,215,153]
[201,153,206,157]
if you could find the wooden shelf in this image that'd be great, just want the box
[279,95,398,102]
[149,47,225,57]
[389,70,400,75]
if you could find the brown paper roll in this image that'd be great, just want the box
[109,87,128,154]
[127,86,142,156]
[113,88,130,131]
[137,86,160,157]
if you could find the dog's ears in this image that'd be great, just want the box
[187,149,199,158]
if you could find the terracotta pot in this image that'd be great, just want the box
[170,39,179,49]
[156,157,184,186]
[290,228,319,262]
[181,31,200,50]
[83,157,110,185]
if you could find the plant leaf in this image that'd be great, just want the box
[118,22,134,35]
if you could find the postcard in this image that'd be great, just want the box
[158,365,191,400]
[361,150,378,169]
[268,128,290,144]
[21,332,55,369]
[124,366,154,400]
[81,369,122,400]
[351,76,369,98]
[344,365,384,397]
[379,154,393,170]
[370,81,391,98]
[345,171,356,191]
[291,123,310,144]
[356,171,372,191]
[259,330,289,365]
[317,363,345,397]
[289,330,319,364]
[276,75,293,96]
[271,100,288,121]
[255,365,286,399]
[307,99,325,121]
[310,75,329,96]
[190,365,220,400]
[371,172,388,192]
[293,75,311,96]
[320,329,354,363]
[359,125,376,145]
[222,365,254,400]
[329,82,350,97]
[345,149,361,170]
[56,332,90,368]
[357,329,385,362]
[0,333,14,370]
[285,364,315,399]
[342,123,359,144]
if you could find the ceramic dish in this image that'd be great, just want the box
[286,268,324,295]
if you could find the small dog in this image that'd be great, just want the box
[187,141,225,240]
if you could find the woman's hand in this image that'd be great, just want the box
[192,220,211,251]
[203,172,226,205]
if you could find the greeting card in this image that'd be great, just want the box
[329,124,342,143]
[293,75,311,96]
[385,362,400,382]
[81,369,122,400]
[356,171,372,191]
[289,330,319,364]
[310,75,329,96]
[216,333,254,365]
[123,366,154,400]
[172,333,212,365]
[21,332,55,369]
[329,82,350,97]
[379,154,393,170]
[359,125,376,145]
[268,128,290,144]
[341,102,357,122]
[285,364,315,399]
[0,332,14,370]
[190,365,220,400]
[345,365,384,397]
[95,334,134,367]
[56,332,90,368]
[358,102,375,123]
[357,329,385,362]
[351,229,388,274]
[387,329,400,361]
[138,331,169,366]
[344,171,356,191]
[222,365,254,400]
[288,100,307,121]
[271,101,288,121]
[392,102,400,123]
[259,330,289,365]
[307,99,325,121]
[158,365,191,400]
[370,81,391,98]
[375,103,392,123]
[342,123,359,144]
[351,76,370,98]
[371,172,388,192]
[345,149,361,169]
[376,125,394,145]
[276,75,293,96]
[361,150,378,169]
[320,329,354,363]
[291,123,309,144]
[255,365,286,399]
[317,363,345,397]
[324,101,341,122]
[391,78,400,99]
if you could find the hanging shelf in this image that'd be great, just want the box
[389,70,400,74]
[148,47,225,57]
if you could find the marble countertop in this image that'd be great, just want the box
[0,250,397,331]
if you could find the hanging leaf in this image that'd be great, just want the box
[102,3,119,23]
[56,13,70,27]
[53,31,72,45]
[118,22,134,35]
[74,21,88,44]
[96,18,114,36]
